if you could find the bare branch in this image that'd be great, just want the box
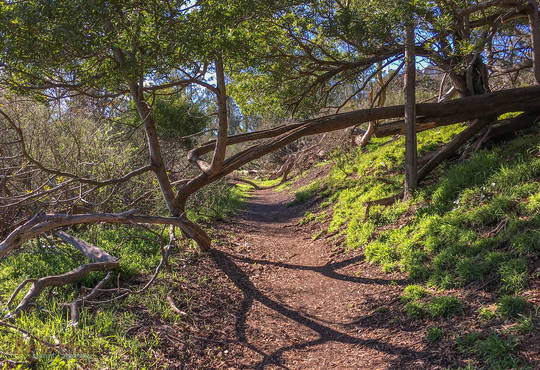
[0,211,207,259]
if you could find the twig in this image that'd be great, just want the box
[166,293,187,316]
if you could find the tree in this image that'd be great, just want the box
[403,14,417,199]
[2,0,540,319]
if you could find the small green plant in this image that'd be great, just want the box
[477,334,520,369]
[498,259,528,294]
[496,295,528,318]
[455,331,481,354]
[289,182,320,205]
[478,306,495,320]
[513,314,535,334]
[426,296,463,318]
[400,284,429,302]
[426,326,443,343]
[405,302,426,318]
[511,230,540,255]
[300,211,315,225]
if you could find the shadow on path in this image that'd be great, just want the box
[227,252,409,286]
[210,249,423,369]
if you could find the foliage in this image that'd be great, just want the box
[426,296,463,318]
[496,296,528,318]
[426,326,443,343]
[308,124,540,294]
[0,178,245,368]
[0,227,171,368]
[455,331,522,369]
[186,181,249,222]
[400,284,429,303]
[141,96,209,148]
[477,334,521,369]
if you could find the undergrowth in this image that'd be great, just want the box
[295,123,539,292]
[292,122,540,368]
[0,184,249,368]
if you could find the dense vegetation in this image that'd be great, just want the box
[294,123,539,368]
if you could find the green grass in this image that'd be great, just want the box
[400,284,429,302]
[288,181,320,206]
[426,326,443,343]
[0,227,178,368]
[302,123,539,293]
[0,184,247,368]
[290,123,540,369]
[187,182,250,222]
[455,331,523,369]
[478,333,521,369]
[426,296,464,318]
[404,295,463,319]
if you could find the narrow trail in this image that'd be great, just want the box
[210,189,445,369]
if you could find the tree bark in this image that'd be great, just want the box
[404,22,418,198]
[528,0,540,83]
[0,211,210,258]
[417,119,490,181]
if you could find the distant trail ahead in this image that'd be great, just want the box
[211,189,444,369]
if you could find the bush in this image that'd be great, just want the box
[496,295,528,318]
[401,285,429,302]
[427,296,463,318]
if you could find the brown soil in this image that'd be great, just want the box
[196,189,445,369]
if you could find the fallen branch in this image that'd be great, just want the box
[166,293,187,316]
[7,260,119,316]
[417,119,490,181]
[0,210,209,259]
[55,231,117,263]
[66,272,113,326]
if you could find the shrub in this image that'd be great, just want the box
[401,285,429,303]
[427,296,463,318]
[496,295,528,318]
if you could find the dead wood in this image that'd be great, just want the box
[417,119,491,181]
[55,231,116,263]
[418,111,540,181]
[67,272,113,326]
[0,211,210,259]
[8,260,119,316]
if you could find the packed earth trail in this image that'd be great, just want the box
[208,189,448,369]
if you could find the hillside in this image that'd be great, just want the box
[3,122,537,368]
[279,122,540,368]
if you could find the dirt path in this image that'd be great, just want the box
[208,189,446,369]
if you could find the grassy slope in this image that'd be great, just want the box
[0,184,249,369]
[296,122,539,369]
